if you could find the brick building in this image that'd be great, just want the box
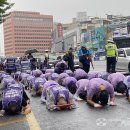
[3,11,53,56]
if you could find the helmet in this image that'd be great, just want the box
[107,38,114,43]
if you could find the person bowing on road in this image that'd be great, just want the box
[87,78,116,108]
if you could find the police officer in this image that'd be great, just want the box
[105,38,117,73]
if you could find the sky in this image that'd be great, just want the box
[0,0,130,53]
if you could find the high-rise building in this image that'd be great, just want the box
[3,11,53,56]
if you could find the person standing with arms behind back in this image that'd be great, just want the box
[78,45,94,73]
[63,48,74,72]
[105,38,118,73]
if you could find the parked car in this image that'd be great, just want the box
[116,48,130,73]
[74,58,82,69]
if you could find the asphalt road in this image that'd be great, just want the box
[1,60,130,130]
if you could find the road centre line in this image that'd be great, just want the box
[26,112,41,130]
[0,116,26,127]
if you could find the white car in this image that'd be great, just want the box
[116,48,130,72]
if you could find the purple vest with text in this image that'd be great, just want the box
[33,77,46,91]
[48,86,70,105]
[2,87,22,112]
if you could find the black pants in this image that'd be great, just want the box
[68,62,74,72]
[106,57,116,73]
[82,63,90,73]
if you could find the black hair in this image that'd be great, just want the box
[99,90,109,105]
[7,102,18,115]
[115,81,127,94]
[67,82,77,94]
[79,90,87,100]
[60,63,65,68]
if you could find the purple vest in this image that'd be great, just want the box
[2,88,22,112]
[40,74,46,79]
[8,83,23,92]
[45,69,54,73]
[26,75,35,87]
[2,78,15,90]
[0,72,6,81]
[45,73,52,80]
[19,73,28,81]
[32,69,43,77]
[48,86,70,105]
[33,77,46,91]
[59,73,69,80]
[65,70,74,77]
[14,71,21,80]
[96,72,110,81]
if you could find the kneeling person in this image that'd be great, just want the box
[107,73,126,95]
[46,86,75,111]
[74,79,89,101]
[0,87,31,116]
[31,77,46,96]
[87,78,116,108]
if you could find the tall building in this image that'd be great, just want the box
[3,11,53,56]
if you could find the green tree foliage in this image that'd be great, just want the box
[0,0,14,24]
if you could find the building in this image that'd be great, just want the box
[76,12,88,22]
[106,14,130,30]
[3,11,53,56]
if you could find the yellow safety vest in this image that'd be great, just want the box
[105,43,116,57]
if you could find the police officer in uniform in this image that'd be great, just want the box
[105,38,117,73]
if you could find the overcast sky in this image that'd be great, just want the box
[0,0,130,53]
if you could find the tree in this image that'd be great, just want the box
[0,0,14,24]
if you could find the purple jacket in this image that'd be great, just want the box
[51,73,59,81]
[47,86,70,105]
[8,83,23,91]
[45,69,54,73]
[40,74,46,79]
[58,73,69,81]
[63,77,77,87]
[2,78,15,90]
[96,71,110,81]
[32,69,43,77]
[64,70,74,77]
[26,75,35,87]
[33,77,46,91]
[74,69,88,80]
[45,73,52,80]
[41,80,59,98]
[107,73,125,87]
[75,79,89,95]
[88,71,99,80]
[88,78,114,98]
[2,87,22,112]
